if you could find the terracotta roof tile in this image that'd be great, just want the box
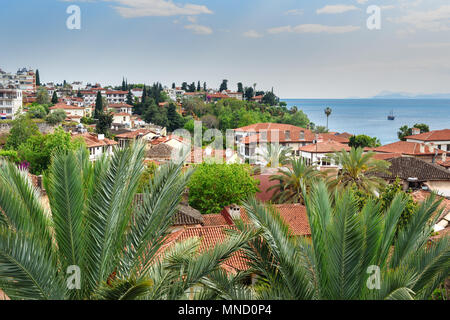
[299,140,351,153]
[404,129,450,142]
[373,141,446,156]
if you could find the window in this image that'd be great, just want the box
[285,130,291,140]
[261,131,267,140]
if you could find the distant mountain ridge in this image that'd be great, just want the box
[372,91,450,99]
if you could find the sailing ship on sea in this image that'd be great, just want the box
[387,110,395,120]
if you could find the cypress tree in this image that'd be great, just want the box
[237,82,244,93]
[95,91,103,118]
[126,89,133,105]
[142,85,147,103]
[35,69,41,87]
[203,82,207,91]
[219,79,228,92]
[122,78,126,91]
[172,83,176,89]
[51,91,58,104]
[197,81,201,91]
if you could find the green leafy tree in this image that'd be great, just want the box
[96,112,113,136]
[239,182,449,299]
[349,135,381,148]
[181,82,188,91]
[0,150,19,163]
[262,91,279,106]
[144,104,168,128]
[398,123,430,141]
[167,103,185,132]
[28,105,47,119]
[17,127,85,174]
[36,88,50,105]
[244,87,254,101]
[46,110,66,125]
[188,163,259,214]
[237,82,244,93]
[188,82,196,93]
[5,116,40,150]
[51,91,59,104]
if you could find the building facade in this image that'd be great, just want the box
[0,85,22,119]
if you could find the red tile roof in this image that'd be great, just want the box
[115,129,153,139]
[106,90,128,95]
[203,214,228,226]
[254,174,277,202]
[49,103,84,110]
[108,103,133,109]
[437,159,450,168]
[72,133,118,148]
[318,133,350,144]
[373,141,446,156]
[239,126,315,144]
[163,226,249,271]
[274,204,311,236]
[299,140,351,153]
[404,129,450,142]
[372,153,403,160]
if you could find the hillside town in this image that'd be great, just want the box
[0,67,449,301]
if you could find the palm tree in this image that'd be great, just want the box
[327,147,390,194]
[255,143,292,168]
[324,107,332,130]
[268,158,325,204]
[0,144,255,300]
[239,182,450,300]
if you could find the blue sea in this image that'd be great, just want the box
[282,99,450,145]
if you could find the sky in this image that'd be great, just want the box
[1,0,450,98]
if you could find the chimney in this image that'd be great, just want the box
[229,205,241,220]
[98,134,105,141]
[220,205,241,225]
[443,152,447,162]
[411,127,421,135]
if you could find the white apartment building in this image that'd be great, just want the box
[0,68,36,93]
[0,85,22,119]
[106,90,127,104]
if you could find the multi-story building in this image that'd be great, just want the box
[105,90,128,104]
[0,85,23,119]
[0,68,36,93]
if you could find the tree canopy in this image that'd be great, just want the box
[188,163,259,214]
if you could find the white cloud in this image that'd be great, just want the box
[284,9,304,16]
[268,24,360,34]
[317,5,358,14]
[184,24,213,35]
[243,30,263,38]
[356,0,368,4]
[187,16,197,23]
[390,5,450,32]
[63,0,213,17]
